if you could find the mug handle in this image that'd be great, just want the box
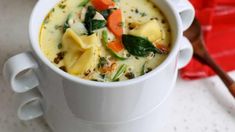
[167,0,194,69]
[177,37,193,69]
[3,52,39,93]
[15,89,44,121]
[168,0,195,31]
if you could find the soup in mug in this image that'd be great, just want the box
[40,0,172,82]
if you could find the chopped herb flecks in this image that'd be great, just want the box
[57,43,63,49]
[59,66,67,72]
[54,52,66,64]
[113,0,120,3]
[140,12,147,17]
[63,13,72,32]
[98,57,108,68]
[55,25,63,31]
[125,72,135,79]
[43,15,50,24]
[59,4,66,9]
[118,22,124,27]
[131,8,147,17]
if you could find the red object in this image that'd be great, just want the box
[180,0,235,80]
[91,0,115,11]
[108,9,124,38]
[108,40,124,52]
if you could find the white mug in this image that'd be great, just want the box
[3,0,195,132]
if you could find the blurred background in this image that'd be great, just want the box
[0,0,50,131]
[181,0,235,80]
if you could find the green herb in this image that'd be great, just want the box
[43,9,55,24]
[122,35,157,57]
[141,62,147,75]
[91,20,106,30]
[112,51,127,60]
[84,6,97,35]
[43,15,50,24]
[91,79,104,82]
[111,51,127,60]
[140,12,147,17]
[91,79,99,82]
[118,22,124,27]
[126,53,131,57]
[112,0,120,2]
[112,64,127,81]
[146,68,153,73]
[135,9,139,14]
[59,66,67,72]
[98,57,108,68]
[102,31,127,60]
[85,6,96,20]
[100,74,106,79]
[78,0,90,7]
[55,25,63,30]
[57,43,63,49]
[141,62,152,75]
[102,30,109,44]
[84,6,107,34]
[125,72,135,79]
[100,9,113,19]
[58,3,66,9]
[54,52,66,64]
[63,13,72,32]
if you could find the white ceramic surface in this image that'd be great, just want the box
[3,0,195,131]
[2,0,233,130]
[0,0,206,132]
[1,0,235,131]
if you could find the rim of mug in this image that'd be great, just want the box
[29,0,182,88]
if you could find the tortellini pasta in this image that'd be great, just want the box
[129,20,162,42]
[62,28,100,75]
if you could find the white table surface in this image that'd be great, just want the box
[0,0,235,131]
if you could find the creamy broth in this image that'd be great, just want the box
[40,0,172,82]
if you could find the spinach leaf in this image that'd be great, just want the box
[122,35,157,57]
[84,6,107,34]
[91,20,106,30]
[78,0,90,7]
[102,31,127,60]
[85,6,96,20]
[84,6,97,35]
[63,13,72,32]
[112,64,127,81]
[100,9,113,19]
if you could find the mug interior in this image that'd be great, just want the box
[29,0,182,88]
